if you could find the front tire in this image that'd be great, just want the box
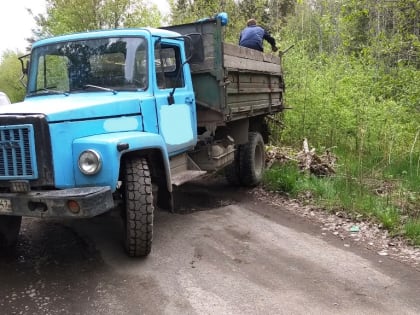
[0,215,22,250]
[122,157,154,257]
[239,132,265,187]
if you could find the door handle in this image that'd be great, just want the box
[185,96,194,105]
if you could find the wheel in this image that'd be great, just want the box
[122,157,154,257]
[0,215,22,249]
[224,146,241,185]
[239,132,265,187]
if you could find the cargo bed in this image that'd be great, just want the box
[162,19,284,127]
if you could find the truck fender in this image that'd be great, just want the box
[118,132,172,193]
[73,132,172,193]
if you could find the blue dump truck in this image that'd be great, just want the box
[0,18,284,257]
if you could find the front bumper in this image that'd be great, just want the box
[0,186,114,218]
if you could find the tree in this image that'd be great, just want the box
[338,0,419,67]
[168,0,289,46]
[0,51,26,103]
[32,0,163,39]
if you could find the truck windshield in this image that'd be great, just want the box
[28,37,148,95]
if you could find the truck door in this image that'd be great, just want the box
[153,40,197,155]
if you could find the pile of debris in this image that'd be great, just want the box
[266,138,337,177]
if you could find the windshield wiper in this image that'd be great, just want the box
[29,87,69,96]
[84,84,117,95]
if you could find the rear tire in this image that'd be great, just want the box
[0,215,22,250]
[122,157,154,257]
[239,132,265,187]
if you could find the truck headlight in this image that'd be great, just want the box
[78,150,102,175]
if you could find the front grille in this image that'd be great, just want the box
[0,124,38,179]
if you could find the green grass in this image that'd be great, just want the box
[382,157,420,195]
[268,47,420,245]
[262,162,301,195]
[404,220,420,246]
[263,157,419,243]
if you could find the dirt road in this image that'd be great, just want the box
[0,177,419,314]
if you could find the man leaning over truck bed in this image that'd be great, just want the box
[239,19,278,53]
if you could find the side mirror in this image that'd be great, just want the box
[18,54,30,88]
[184,33,204,63]
[18,54,30,75]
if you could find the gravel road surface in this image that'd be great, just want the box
[0,177,419,314]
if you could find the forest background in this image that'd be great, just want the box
[0,0,419,243]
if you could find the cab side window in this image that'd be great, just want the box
[155,44,184,89]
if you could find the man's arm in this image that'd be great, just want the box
[263,29,278,52]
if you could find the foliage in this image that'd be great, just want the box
[168,0,242,43]
[267,0,419,242]
[33,0,163,38]
[404,220,420,246]
[278,43,419,165]
[287,0,419,67]
[263,162,301,194]
[272,36,419,240]
[168,0,291,46]
[0,51,26,102]
[263,163,408,235]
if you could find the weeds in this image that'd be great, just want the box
[263,156,419,244]
[269,44,420,246]
[404,220,420,246]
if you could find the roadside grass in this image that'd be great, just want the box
[262,155,420,245]
[405,220,420,245]
[269,43,420,246]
